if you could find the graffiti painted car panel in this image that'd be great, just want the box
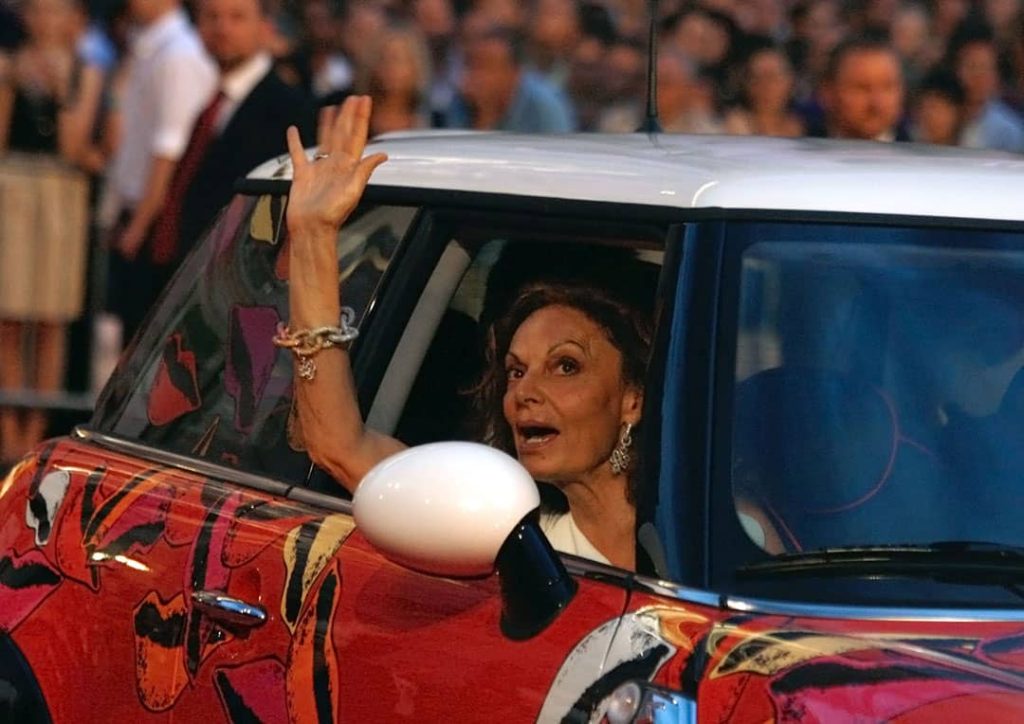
[4,134,1024,721]
[2,436,629,722]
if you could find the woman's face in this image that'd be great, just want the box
[502,304,641,484]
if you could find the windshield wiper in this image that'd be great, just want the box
[736,542,1024,584]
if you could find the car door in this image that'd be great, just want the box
[313,203,673,720]
[1,192,637,722]
[329,522,630,721]
[0,193,409,721]
[1,435,343,723]
[1,437,633,723]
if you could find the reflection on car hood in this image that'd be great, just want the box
[695,614,1024,719]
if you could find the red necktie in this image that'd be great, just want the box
[150,90,226,265]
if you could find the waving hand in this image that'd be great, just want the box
[285,96,388,238]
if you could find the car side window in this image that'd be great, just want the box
[364,215,665,532]
[92,194,417,480]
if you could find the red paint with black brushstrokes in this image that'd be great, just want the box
[222,500,317,569]
[11,438,1024,723]
[23,441,57,497]
[0,549,61,631]
[52,468,103,587]
[0,440,311,722]
[287,562,341,724]
[282,520,322,630]
[148,332,202,426]
[134,591,190,711]
[214,657,289,723]
[182,491,243,678]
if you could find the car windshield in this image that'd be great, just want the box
[703,220,1024,603]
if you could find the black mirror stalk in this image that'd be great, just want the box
[495,511,578,640]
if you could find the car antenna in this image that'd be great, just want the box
[636,0,662,134]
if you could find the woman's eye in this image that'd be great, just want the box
[506,367,523,380]
[556,357,579,375]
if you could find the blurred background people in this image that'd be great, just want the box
[103,0,217,344]
[0,0,91,461]
[889,2,937,89]
[910,66,966,145]
[409,0,459,126]
[354,24,432,134]
[60,0,115,174]
[812,37,907,140]
[2,0,1024,461]
[527,0,581,90]
[603,47,723,133]
[149,0,316,290]
[290,0,354,105]
[786,0,847,100]
[563,1,617,131]
[446,24,575,131]
[950,21,1024,152]
[723,41,804,136]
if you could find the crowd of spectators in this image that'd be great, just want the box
[0,0,1022,461]
[5,0,1024,145]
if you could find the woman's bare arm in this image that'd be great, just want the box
[0,54,14,152]
[58,63,106,172]
[285,96,405,493]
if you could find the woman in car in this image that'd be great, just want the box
[281,96,649,569]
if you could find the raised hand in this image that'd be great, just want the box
[285,96,388,239]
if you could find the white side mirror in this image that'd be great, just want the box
[353,442,541,577]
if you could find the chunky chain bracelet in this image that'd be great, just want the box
[273,307,359,381]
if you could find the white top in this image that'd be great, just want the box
[539,511,610,565]
[215,52,273,133]
[108,9,217,205]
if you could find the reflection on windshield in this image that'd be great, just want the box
[732,237,1024,556]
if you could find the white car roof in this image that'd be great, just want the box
[247,133,1024,222]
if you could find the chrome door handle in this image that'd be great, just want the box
[191,590,267,628]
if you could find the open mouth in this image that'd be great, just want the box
[517,425,560,448]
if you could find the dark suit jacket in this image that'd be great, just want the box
[177,68,316,258]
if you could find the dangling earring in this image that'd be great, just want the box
[610,422,633,475]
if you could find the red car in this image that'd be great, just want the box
[4,134,1024,722]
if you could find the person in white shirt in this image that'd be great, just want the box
[104,0,217,342]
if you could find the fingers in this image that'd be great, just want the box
[317,105,337,153]
[355,152,388,186]
[331,96,358,158]
[286,125,307,171]
[343,96,373,159]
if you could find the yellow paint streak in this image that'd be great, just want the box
[281,515,356,632]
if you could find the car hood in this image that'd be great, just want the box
[695,614,1024,720]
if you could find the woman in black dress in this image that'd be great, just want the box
[0,0,90,462]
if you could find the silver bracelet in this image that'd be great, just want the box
[273,306,360,381]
